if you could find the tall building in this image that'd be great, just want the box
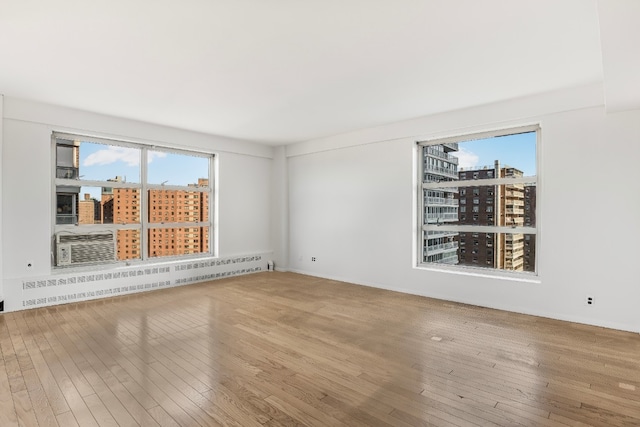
[78,193,100,224]
[523,184,536,271]
[147,178,209,258]
[101,176,142,260]
[97,176,210,260]
[457,162,533,271]
[422,143,459,264]
[100,176,141,225]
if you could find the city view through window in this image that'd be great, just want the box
[54,135,213,266]
[420,128,538,273]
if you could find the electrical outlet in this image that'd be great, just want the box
[586,295,594,306]
[311,257,316,262]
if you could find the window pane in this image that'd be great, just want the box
[59,186,141,225]
[147,151,209,186]
[423,230,459,264]
[425,183,536,227]
[56,142,79,179]
[77,141,141,183]
[56,193,76,224]
[458,233,536,272]
[424,232,536,272]
[116,229,141,261]
[422,144,459,183]
[423,188,459,224]
[148,227,209,258]
[77,188,102,225]
[453,132,536,179]
[100,187,141,224]
[148,189,208,224]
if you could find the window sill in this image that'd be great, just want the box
[51,254,217,275]
[414,263,541,284]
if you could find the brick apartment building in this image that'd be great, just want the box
[89,176,209,260]
[457,162,536,272]
[147,178,209,259]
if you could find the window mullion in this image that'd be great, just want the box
[209,155,215,257]
[423,176,536,190]
[141,146,149,261]
[423,225,536,234]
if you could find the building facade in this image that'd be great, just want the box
[422,143,459,264]
[523,184,536,271]
[78,193,100,225]
[457,162,534,272]
[98,176,209,260]
[147,178,209,258]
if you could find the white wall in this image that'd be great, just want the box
[270,146,289,270]
[3,88,639,333]
[287,85,640,333]
[1,97,275,312]
[0,95,3,306]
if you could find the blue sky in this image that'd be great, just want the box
[451,131,537,176]
[78,142,209,199]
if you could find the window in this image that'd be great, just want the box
[418,125,538,274]
[53,133,214,267]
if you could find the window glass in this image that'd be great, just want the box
[148,189,208,224]
[419,127,538,274]
[453,133,536,179]
[116,229,141,261]
[147,151,209,186]
[148,227,209,258]
[78,141,141,183]
[56,193,76,224]
[423,232,536,272]
[54,134,213,267]
[56,143,78,178]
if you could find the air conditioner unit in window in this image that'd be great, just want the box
[56,231,116,266]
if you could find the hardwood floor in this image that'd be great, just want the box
[1,272,639,426]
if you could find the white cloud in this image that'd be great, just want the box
[454,148,479,169]
[83,147,167,167]
[147,151,167,163]
[83,146,140,167]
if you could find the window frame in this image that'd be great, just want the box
[52,132,216,268]
[416,124,539,278]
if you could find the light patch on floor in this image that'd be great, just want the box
[431,336,442,341]
[619,383,636,391]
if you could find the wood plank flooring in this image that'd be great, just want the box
[1,272,639,426]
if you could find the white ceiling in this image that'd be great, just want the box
[0,0,637,144]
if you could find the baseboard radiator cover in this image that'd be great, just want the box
[10,253,270,313]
